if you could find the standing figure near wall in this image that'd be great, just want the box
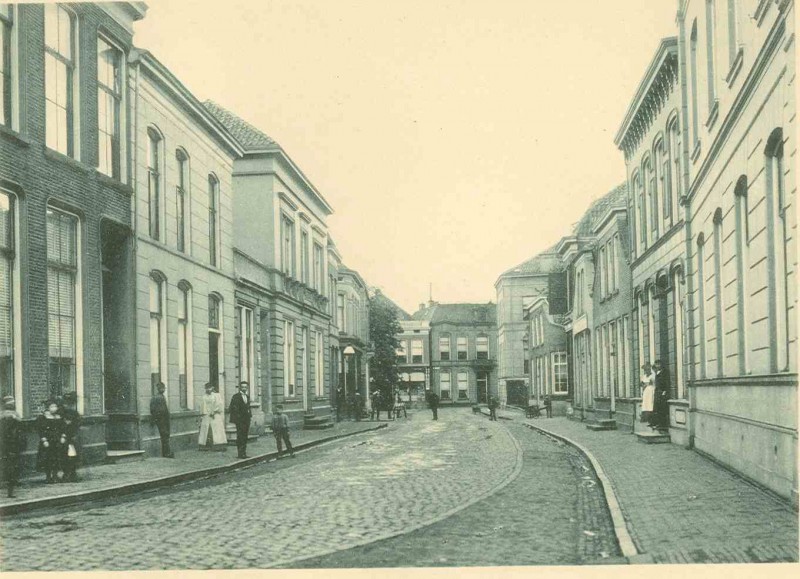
[199,383,227,450]
[640,363,655,428]
[36,400,65,484]
[652,360,670,432]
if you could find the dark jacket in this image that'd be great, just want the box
[150,393,170,423]
[428,392,440,408]
[0,410,22,482]
[229,392,252,426]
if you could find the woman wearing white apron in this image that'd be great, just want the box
[640,363,656,429]
[199,383,227,450]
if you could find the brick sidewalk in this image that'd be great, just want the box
[0,419,390,515]
[511,413,799,564]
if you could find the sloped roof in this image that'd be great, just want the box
[372,290,411,321]
[203,101,280,152]
[412,303,496,326]
[497,244,562,279]
[572,183,628,236]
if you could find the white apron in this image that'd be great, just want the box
[199,392,227,445]
[641,373,655,412]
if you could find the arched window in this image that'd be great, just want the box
[149,272,167,395]
[705,0,718,109]
[668,117,682,223]
[673,268,686,398]
[696,234,707,379]
[147,127,162,240]
[208,174,219,267]
[713,209,724,377]
[652,143,663,239]
[642,158,654,247]
[733,177,749,375]
[177,281,193,409]
[765,129,789,372]
[690,21,700,144]
[659,136,672,226]
[629,174,640,258]
[637,172,647,251]
[176,149,189,253]
[208,293,224,393]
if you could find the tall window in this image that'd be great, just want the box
[439,336,450,360]
[697,235,707,378]
[208,294,223,392]
[637,173,647,249]
[97,37,122,178]
[552,352,568,394]
[0,4,14,128]
[609,321,617,396]
[620,317,629,397]
[457,336,467,360]
[440,371,451,400]
[457,371,468,400]
[315,330,324,397]
[175,149,189,253]
[337,293,345,331]
[669,118,681,222]
[300,230,309,284]
[476,335,489,359]
[0,191,16,401]
[396,340,407,364]
[765,129,789,372]
[208,175,219,267]
[45,4,75,156]
[147,127,162,240]
[734,177,749,374]
[149,274,165,395]
[284,319,295,396]
[177,283,191,409]
[727,0,739,66]
[644,158,657,242]
[239,306,254,396]
[599,247,606,297]
[47,207,80,399]
[713,211,724,377]
[690,22,700,144]
[313,243,323,292]
[673,272,686,399]
[706,0,718,109]
[411,339,423,364]
[281,215,295,277]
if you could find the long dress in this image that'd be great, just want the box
[640,373,655,423]
[198,392,227,446]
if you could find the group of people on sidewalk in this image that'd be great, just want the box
[639,360,670,431]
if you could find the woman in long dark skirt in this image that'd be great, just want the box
[0,396,23,497]
[36,400,65,484]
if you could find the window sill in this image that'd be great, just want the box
[725,47,744,87]
[705,100,719,131]
[44,148,93,174]
[95,171,133,195]
[690,140,702,164]
[0,124,29,147]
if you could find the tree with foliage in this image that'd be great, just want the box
[368,291,403,403]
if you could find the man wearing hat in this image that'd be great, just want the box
[150,383,174,458]
[0,397,22,497]
[229,381,252,459]
[60,392,82,482]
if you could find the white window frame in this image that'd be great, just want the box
[177,282,193,410]
[315,330,324,397]
[97,34,125,180]
[456,336,467,360]
[149,273,167,395]
[175,148,190,254]
[411,339,423,364]
[476,335,489,359]
[239,305,255,399]
[208,174,220,267]
[439,335,450,360]
[284,319,295,397]
[439,370,451,400]
[552,351,568,394]
[0,3,20,131]
[44,3,79,158]
[0,189,21,413]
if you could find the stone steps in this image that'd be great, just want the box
[587,419,617,431]
[303,413,334,431]
[635,431,671,444]
[105,450,146,464]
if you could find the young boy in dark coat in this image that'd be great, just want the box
[0,397,23,497]
[36,400,65,484]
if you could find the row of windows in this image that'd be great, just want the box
[280,214,326,294]
[282,320,325,398]
[439,370,489,401]
[437,335,489,361]
[597,234,621,298]
[337,291,364,337]
[593,316,632,399]
[531,352,568,396]
[0,194,83,413]
[1,5,127,178]
[695,128,789,378]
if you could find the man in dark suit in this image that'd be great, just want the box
[653,360,670,431]
[427,390,440,420]
[229,381,252,459]
[149,383,174,459]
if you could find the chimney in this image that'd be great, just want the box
[419,303,426,312]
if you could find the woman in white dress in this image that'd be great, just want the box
[640,363,656,428]
[199,383,227,450]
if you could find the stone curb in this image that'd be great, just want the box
[521,420,640,560]
[266,415,526,569]
[478,408,513,421]
[0,423,389,518]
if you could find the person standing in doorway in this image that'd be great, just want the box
[271,405,295,458]
[199,383,227,450]
[640,363,656,428]
[0,397,22,498]
[229,381,252,459]
[427,390,440,421]
[150,383,174,458]
[653,360,670,432]
[60,392,83,481]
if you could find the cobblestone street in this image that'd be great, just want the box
[0,410,530,572]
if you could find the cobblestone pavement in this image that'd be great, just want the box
[0,410,519,571]
[0,420,381,509]
[523,416,799,564]
[289,421,622,568]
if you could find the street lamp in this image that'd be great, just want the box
[343,345,355,418]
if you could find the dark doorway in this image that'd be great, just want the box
[477,372,489,403]
[209,333,220,390]
[506,380,527,407]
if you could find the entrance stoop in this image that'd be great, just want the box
[635,431,671,444]
[105,450,146,464]
[587,419,617,431]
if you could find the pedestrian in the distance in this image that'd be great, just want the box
[640,363,655,428]
[335,387,344,422]
[60,392,82,481]
[229,381,252,459]
[370,390,381,421]
[652,360,670,431]
[427,390,440,421]
[199,383,227,450]
[488,396,498,421]
[0,397,23,498]
[543,395,552,418]
[354,392,363,422]
[36,399,65,484]
[150,383,174,458]
[271,405,295,458]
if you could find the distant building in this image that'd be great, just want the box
[413,302,498,405]
[495,250,563,405]
[523,296,569,415]
[337,266,371,407]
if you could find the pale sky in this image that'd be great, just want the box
[134,0,679,314]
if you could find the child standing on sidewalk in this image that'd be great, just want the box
[271,405,295,458]
[36,400,65,484]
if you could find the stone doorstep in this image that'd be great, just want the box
[635,432,671,444]
[104,450,146,464]
[0,423,389,518]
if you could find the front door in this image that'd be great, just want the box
[209,333,220,391]
[477,372,488,403]
[302,327,309,411]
